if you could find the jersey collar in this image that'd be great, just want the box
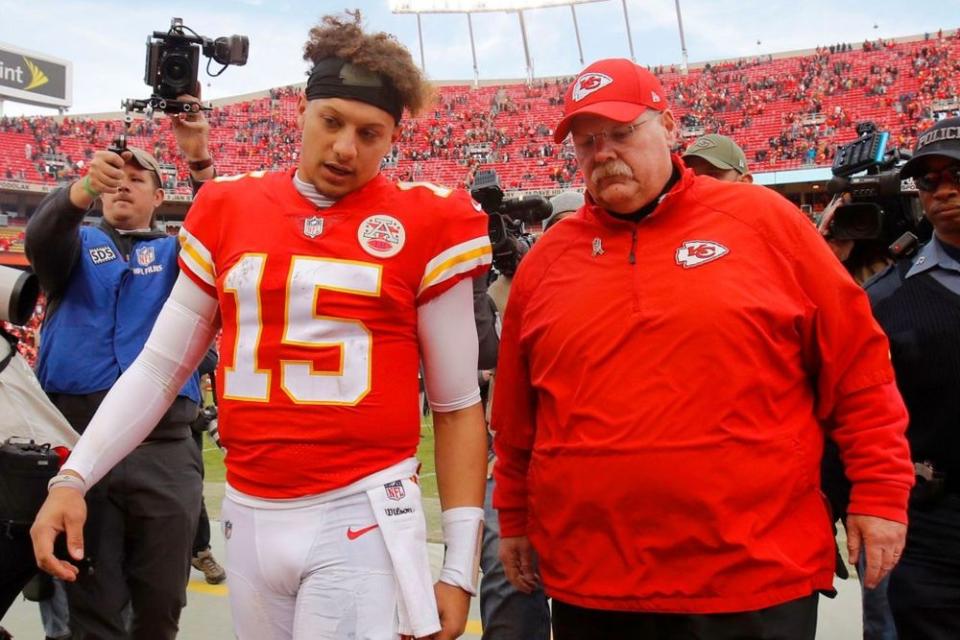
[907,234,960,279]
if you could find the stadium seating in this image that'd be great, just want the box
[2,32,959,194]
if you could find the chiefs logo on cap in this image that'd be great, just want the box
[572,72,613,102]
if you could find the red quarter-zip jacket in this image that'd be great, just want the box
[492,158,914,613]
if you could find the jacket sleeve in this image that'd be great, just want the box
[491,267,537,537]
[24,186,87,298]
[774,196,914,524]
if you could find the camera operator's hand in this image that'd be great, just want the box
[169,92,214,180]
[68,149,127,209]
[818,194,855,262]
[30,482,88,582]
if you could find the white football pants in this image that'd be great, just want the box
[221,488,399,640]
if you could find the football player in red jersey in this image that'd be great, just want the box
[32,12,491,640]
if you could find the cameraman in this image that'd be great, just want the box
[478,193,582,640]
[542,191,584,232]
[24,95,215,640]
[866,116,960,638]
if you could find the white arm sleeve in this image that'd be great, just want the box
[417,278,482,413]
[63,273,219,489]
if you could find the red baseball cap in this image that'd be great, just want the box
[554,58,668,143]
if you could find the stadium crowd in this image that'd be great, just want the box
[0,28,958,198]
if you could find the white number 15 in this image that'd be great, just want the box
[222,254,382,405]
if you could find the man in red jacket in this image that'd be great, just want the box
[491,58,915,639]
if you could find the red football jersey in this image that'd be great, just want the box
[178,170,491,498]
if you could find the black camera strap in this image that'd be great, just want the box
[0,327,17,375]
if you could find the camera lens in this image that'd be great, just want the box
[161,55,190,83]
[157,48,195,97]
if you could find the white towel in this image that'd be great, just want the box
[367,475,440,638]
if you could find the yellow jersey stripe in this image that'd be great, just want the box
[419,245,492,295]
[178,237,215,284]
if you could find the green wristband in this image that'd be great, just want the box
[81,175,100,198]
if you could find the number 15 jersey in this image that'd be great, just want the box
[178,170,491,498]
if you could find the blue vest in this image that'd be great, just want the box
[37,226,200,403]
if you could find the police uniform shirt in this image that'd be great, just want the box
[866,234,960,305]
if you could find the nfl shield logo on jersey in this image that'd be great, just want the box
[303,216,324,238]
[136,246,155,267]
[384,480,406,501]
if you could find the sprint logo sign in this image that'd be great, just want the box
[22,57,49,91]
[0,44,70,107]
[0,57,49,91]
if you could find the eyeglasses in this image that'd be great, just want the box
[570,115,659,151]
[914,165,960,192]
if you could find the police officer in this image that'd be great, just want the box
[24,97,215,640]
[866,116,960,639]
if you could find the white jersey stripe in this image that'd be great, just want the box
[418,236,492,295]
[177,228,216,287]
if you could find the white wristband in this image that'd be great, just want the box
[47,472,87,495]
[439,506,485,595]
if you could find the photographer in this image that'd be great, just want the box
[866,116,960,638]
[0,266,78,620]
[189,347,226,586]
[542,191,584,232]
[24,94,214,640]
[476,193,575,640]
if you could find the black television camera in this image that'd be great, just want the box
[122,17,248,116]
[470,169,552,276]
[826,122,928,256]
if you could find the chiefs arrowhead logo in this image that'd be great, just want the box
[572,73,613,102]
[675,240,729,268]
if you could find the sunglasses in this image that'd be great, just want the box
[914,165,960,192]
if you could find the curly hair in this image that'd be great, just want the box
[303,11,434,117]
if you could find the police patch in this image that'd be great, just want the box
[358,214,405,258]
[917,125,960,149]
[88,245,117,265]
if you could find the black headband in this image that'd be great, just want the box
[305,57,403,124]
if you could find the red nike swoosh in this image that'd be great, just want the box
[346,524,379,540]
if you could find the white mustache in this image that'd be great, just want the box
[591,161,633,182]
